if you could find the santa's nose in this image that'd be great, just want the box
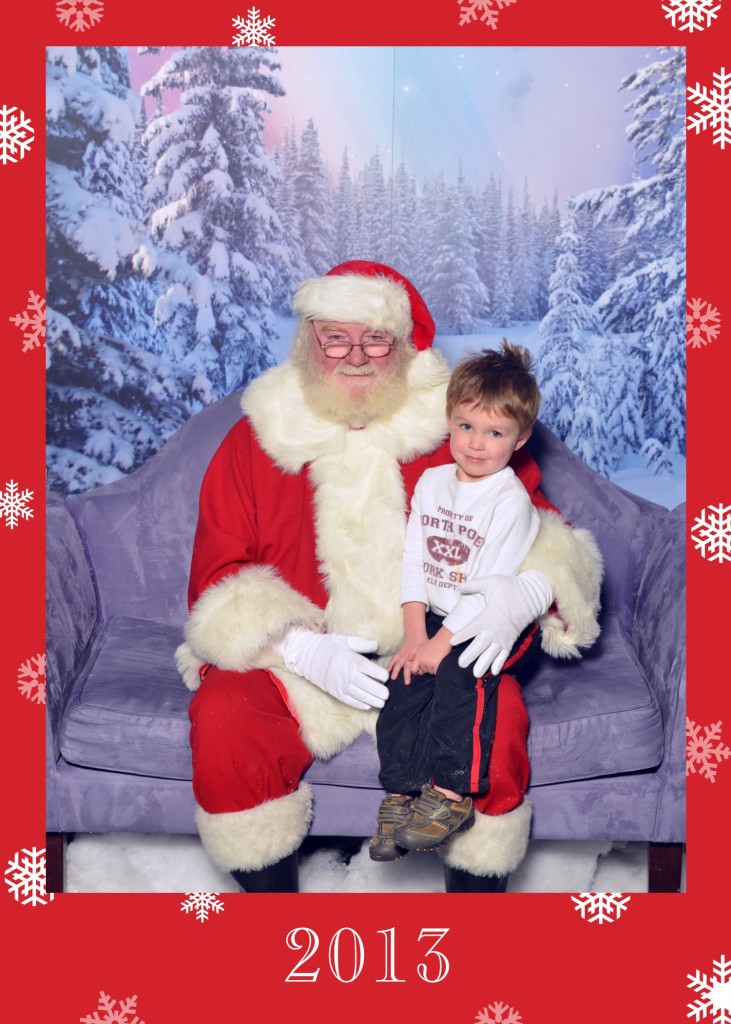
[345,345,369,366]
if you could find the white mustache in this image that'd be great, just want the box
[335,365,378,377]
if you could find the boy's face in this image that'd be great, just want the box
[447,402,530,483]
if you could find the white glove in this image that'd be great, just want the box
[449,571,553,678]
[274,627,390,710]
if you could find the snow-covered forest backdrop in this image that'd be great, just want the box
[46,46,686,505]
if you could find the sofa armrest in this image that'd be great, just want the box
[631,502,686,840]
[46,492,98,757]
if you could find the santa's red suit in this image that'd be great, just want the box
[176,262,603,880]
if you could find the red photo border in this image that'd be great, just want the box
[1,2,726,1021]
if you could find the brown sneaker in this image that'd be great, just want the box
[392,785,474,851]
[369,794,412,862]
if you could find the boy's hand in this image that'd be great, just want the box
[387,635,427,683]
[407,633,453,680]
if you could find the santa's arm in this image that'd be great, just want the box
[452,449,605,673]
[176,423,324,691]
[519,508,604,659]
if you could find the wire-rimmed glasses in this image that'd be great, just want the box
[311,322,395,359]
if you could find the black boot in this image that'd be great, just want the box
[443,862,508,893]
[231,851,299,893]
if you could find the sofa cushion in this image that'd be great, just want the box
[59,617,194,780]
[58,612,663,789]
[521,612,664,785]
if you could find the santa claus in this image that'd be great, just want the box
[176,260,603,892]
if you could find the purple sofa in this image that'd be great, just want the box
[46,390,686,891]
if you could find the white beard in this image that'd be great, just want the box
[292,337,415,428]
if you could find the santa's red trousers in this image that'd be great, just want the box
[189,667,530,819]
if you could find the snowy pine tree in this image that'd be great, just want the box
[575,209,614,306]
[332,149,360,266]
[640,437,674,477]
[572,47,686,455]
[271,124,308,311]
[46,311,210,495]
[47,47,154,345]
[491,221,514,328]
[534,192,561,319]
[388,158,419,281]
[511,181,540,322]
[600,335,646,468]
[142,45,284,393]
[537,209,610,473]
[420,172,490,334]
[357,149,392,265]
[46,46,210,496]
[294,118,337,276]
[476,176,503,314]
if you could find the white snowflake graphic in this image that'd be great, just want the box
[80,992,144,1024]
[232,8,276,46]
[663,0,722,31]
[571,893,631,923]
[687,67,731,149]
[180,892,225,922]
[457,0,517,29]
[56,0,105,31]
[4,847,54,906]
[687,297,721,348]
[17,653,46,705]
[0,480,34,530]
[0,105,34,165]
[687,719,731,781]
[475,1002,523,1024]
[9,289,46,352]
[691,503,731,563]
[688,955,731,1023]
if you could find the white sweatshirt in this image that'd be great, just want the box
[401,463,540,634]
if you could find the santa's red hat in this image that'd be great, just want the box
[291,260,435,351]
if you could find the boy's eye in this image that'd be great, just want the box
[458,423,471,431]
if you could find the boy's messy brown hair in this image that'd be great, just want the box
[446,340,540,436]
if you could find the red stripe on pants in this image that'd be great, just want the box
[469,677,486,793]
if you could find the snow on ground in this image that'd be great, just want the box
[64,833,684,894]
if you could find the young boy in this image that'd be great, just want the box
[370,340,542,861]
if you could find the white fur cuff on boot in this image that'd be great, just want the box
[439,800,532,878]
[195,784,313,872]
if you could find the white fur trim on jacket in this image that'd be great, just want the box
[309,434,412,656]
[178,565,324,691]
[241,348,451,473]
[292,272,413,340]
[274,666,380,759]
[439,800,533,877]
[195,785,313,872]
[242,352,451,659]
[175,642,208,692]
[520,509,604,658]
